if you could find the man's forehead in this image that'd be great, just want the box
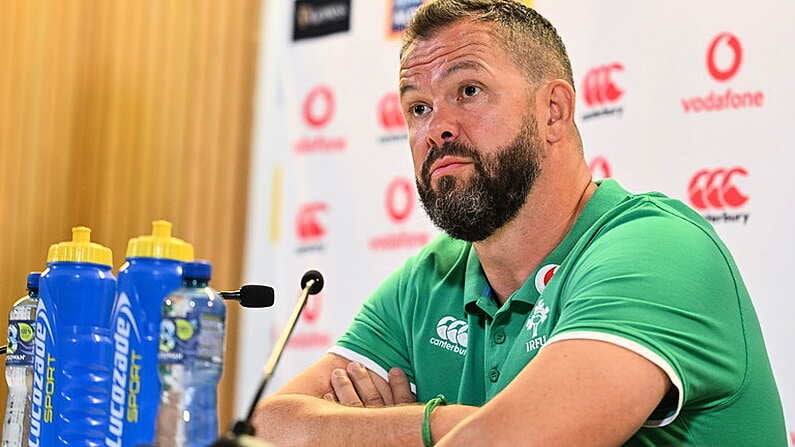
[400,22,501,75]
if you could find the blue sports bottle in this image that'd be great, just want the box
[105,220,194,447]
[30,226,116,446]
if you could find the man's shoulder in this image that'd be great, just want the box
[596,184,723,249]
[574,183,738,282]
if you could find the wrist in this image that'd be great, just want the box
[430,404,479,443]
[422,395,447,447]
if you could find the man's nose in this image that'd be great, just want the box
[426,105,459,148]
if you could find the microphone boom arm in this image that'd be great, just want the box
[243,278,317,422]
[214,270,324,445]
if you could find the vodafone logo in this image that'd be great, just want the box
[294,85,347,153]
[302,85,335,128]
[688,167,749,211]
[301,292,323,324]
[707,33,742,82]
[535,264,559,294]
[681,33,763,113]
[385,177,414,223]
[284,290,330,349]
[378,93,406,131]
[369,177,430,251]
[295,202,328,242]
[582,63,624,107]
[589,156,612,180]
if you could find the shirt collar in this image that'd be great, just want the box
[462,179,630,315]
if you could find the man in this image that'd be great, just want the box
[254,1,786,445]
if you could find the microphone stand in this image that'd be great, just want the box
[212,270,324,447]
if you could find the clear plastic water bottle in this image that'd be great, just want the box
[156,260,226,447]
[2,272,40,447]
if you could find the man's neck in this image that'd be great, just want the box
[473,162,596,305]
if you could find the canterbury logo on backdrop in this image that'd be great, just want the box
[688,167,749,210]
[582,63,624,107]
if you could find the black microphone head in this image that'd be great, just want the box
[301,270,324,295]
[238,285,275,308]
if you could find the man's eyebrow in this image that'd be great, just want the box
[400,60,486,98]
[442,60,487,79]
[399,83,416,97]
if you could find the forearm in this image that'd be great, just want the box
[254,394,476,447]
[434,410,492,447]
[255,394,418,446]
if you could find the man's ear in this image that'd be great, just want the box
[542,80,576,144]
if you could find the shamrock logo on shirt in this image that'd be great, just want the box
[526,299,550,338]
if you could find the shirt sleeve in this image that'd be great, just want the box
[329,259,416,392]
[547,208,747,427]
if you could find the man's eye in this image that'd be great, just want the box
[462,85,481,97]
[411,104,431,117]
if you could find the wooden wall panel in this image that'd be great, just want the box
[0,0,262,434]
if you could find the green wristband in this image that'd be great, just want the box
[422,394,447,447]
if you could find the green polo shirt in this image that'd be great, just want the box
[330,179,786,446]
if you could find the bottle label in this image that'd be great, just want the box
[106,291,144,446]
[158,312,224,364]
[6,319,35,366]
[30,297,56,445]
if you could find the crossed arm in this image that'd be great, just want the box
[253,339,671,447]
[251,353,476,446]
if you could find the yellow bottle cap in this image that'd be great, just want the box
[125,220,194,262]
[47,227,113,267]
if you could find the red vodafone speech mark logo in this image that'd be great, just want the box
[582,63,624,107]
[707,33,742,82]
[688,167,749,210]
[589,156,612,179]
[295,202,328,241]
[535,264,559,294]
[302,85,335,128]
[378,92,406,131]
[302,292,323,323]
[385,177,414,223]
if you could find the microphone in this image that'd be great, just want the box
[211,270,325,446]
[220,285,276,308]
[301,270,324,295]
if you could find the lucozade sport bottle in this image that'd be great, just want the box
[31,226,116,446]
[105,220,194,447]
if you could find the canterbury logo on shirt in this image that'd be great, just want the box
[430,316,468,356]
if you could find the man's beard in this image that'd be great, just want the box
[416,116,542,242]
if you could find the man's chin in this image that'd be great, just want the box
[431,174,471,195]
